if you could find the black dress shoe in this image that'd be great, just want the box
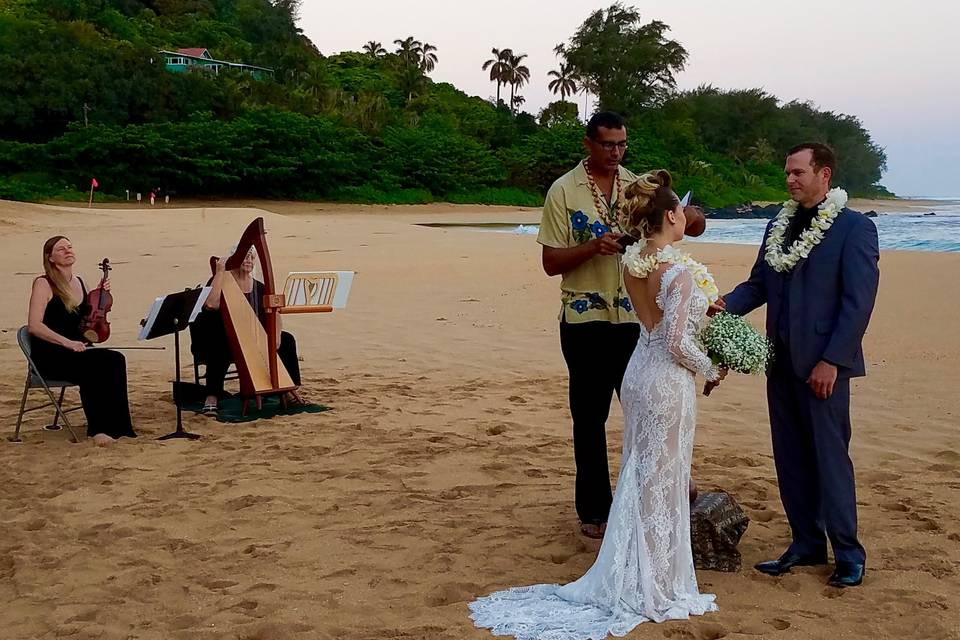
[754,550,828,576]
[828,562,865,587]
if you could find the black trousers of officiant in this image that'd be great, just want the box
[560,320,641,525]
[767,338,865,565]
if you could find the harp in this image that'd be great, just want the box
[211,217,334,413]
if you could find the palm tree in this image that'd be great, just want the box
[481,47,512,107]
[575,72,595,119]
[511,94,526,112]
[419,42,438,73]
[299,64,328,111]
[504,52,530,113]
[548,63,578,102]
[394,36,422,67]
[362,41,387,58]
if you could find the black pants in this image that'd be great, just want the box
[203,330,301,397]
[559,320,641,524]
[768,340,865,564]
[33,346,136,439]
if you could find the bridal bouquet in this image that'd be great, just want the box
[700,312,772,376]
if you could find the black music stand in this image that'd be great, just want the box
[139,287,208,440]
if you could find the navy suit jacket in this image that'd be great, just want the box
[723,208,880,380]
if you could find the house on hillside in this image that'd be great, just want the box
[160,48,274,80]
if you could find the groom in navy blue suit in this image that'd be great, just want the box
[721,143,879,588]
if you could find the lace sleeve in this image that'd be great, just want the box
[660,267,720,381]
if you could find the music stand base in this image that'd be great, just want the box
[158,430,200,441]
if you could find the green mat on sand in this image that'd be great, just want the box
[183,395,330,423]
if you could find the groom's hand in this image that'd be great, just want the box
[807,361,838,399]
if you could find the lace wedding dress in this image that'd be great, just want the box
[470,262,720,639]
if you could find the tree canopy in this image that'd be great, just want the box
[0,1,890,205]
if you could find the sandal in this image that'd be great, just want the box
[579,522,607,539]
[285,391,309,408]
[200,402,218,416]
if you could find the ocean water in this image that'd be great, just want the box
[492,200,960,253]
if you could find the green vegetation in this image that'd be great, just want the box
[0,1,891,207]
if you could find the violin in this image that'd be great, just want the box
[81,258,112,344]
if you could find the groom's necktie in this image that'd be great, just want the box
[778,200,821,344]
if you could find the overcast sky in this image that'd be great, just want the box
[299,0,959,197]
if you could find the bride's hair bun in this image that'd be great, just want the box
[623,170,679,238]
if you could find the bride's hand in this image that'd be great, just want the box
[707,296,726,317]
[703,367,728,396]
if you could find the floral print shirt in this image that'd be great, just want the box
[538,162,639,324]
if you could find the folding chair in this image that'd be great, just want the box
[189,321,238,388]
[12,326,82,443]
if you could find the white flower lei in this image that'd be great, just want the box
[622,244,720,303]
[765,188,847,272]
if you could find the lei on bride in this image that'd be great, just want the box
[623,244,720,304]
[765,187,847,272]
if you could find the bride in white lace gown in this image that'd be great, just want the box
[470,171,724,639]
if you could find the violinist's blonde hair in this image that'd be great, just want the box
[42,235,79,312]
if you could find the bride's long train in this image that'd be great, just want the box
[470,263,720,640]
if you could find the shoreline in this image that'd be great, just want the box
[36,195,956,216]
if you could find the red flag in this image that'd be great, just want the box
[91,178,98,189]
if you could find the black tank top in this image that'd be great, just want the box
[36,276,89,347]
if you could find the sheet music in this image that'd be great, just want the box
[284,271,354,309]
[137,287,211,341]
[190,287,211,322]
[137,296,164,341]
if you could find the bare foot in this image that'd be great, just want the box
[92,433,115,447]
[579,522,606,539]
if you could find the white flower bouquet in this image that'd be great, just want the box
[699,312,772,390]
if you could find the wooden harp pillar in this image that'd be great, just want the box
[211,217,294,410]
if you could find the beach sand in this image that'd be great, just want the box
[0,199,957,639]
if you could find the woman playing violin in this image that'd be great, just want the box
[192,246,306,415]
[26,236,136,445]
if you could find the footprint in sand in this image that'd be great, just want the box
[764,618,791,631]
[692,622,728,639]
[168,614,202,630]
[750,509,777,523]
[907,513,943,533]
[225,494,274,510]
[198,577,239,591]
[24,518,47,531]
[881,501,910,513]
[934,450,960,463]
[425,582,483,607]
[65,609,99,624]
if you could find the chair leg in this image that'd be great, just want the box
[41,383,79,444]
[47,387,66,430]
[241,398,249,416]
[11,376,30,442]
